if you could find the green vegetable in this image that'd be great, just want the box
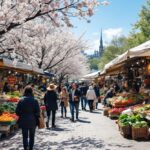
[118,114,147,127]
[132,121,148,128]
[0,102,17,113]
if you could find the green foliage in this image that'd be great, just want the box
[88,58,99,70]
[128,0,150,47]
[89,0,150,71]
[98,0,150,70]
[135,0,150,40]
[98,36,128,69]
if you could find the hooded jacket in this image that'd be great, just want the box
[86,86,97,100]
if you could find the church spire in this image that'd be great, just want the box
[99,29,104,57]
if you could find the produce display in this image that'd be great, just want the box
[0,102,16,114]
[7,91,21,98]
[109,93,144,108]
[109,108,126,116]
[7,97,19,102]
[0,91,21,103]
[0,112,18,123]
[133,104,150,116]
[118,114,148,128]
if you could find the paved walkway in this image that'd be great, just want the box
[0,104,150,150]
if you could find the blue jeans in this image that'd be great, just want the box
[22,128,36,150]
[60,102,67,116]
[81,96,87,109]
[88,100,94,112]
[70,101,79,120]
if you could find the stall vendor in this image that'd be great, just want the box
[2,82,10,93]
[102,87,114,106]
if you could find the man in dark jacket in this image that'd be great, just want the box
[93,84,100,109]
[103,88,114,106]
[16,86,40,150]
[69,83,81,122]
[80,82,88,110]
[44,84,58,128]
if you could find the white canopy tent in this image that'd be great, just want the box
[82,71,100,80]
[129,40,150,58]
[104,51,128,71]
[104,40,150,72]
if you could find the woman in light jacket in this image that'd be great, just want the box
[86,86,97,112]
[60,87,69,118]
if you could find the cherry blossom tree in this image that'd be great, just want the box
[0,0,109,35]
[2,22,88,74]
[56,53,89,83]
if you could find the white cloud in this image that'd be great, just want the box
[85,28,124,55]
[85,39,100,54]
[103,28,123,42]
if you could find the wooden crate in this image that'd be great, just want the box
[119,125,131,138]
[132,127,149,140]
[103,107,110,117]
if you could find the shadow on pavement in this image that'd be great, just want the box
[77,119,91,123]
[91,111,102,114]
[77,119,91,124]
[49,126,71,132]
[108,143,133,148]
[34,136,105,150]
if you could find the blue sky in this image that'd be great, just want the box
[71,0,147,54]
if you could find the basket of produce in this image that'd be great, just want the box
[118,114,132,138]
[118,114,149,139]
[132,122,149,140]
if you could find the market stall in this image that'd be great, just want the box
[101,41,150,140]
[82,71,100,80]
[0,58,46,138]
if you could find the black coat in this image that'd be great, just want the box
[16,96,40,128]
[44,90,58,111]
[94,86,100,97]
[80,86,88,96]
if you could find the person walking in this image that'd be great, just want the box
[93,84,100,109]
[44,83,58,128]
[60,87,69,118]
[69,83,81,122]
[16,86,40,150]
[86,86,97,112]
[80,82,88,110]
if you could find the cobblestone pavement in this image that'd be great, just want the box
[0,104,150,150]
